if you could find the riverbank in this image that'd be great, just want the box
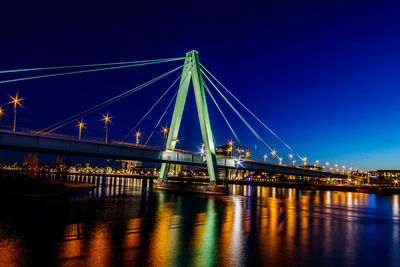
[163,177,400,195]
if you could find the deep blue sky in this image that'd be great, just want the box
[0,0,399,170]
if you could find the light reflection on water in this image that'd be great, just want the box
[0,175,399,266]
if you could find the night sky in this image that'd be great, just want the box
[1,1,400,170]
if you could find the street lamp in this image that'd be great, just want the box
[325,162,329,170]
[279,157,283,165]
[228,140,234,157]
[315,160,319,167]
[101,113,112,143]
[264,154,268,162]
[8,92,24,132]
[302,157,307,167]
[200,143,205,154]
[77,120,86,141]
[0,106,5,121]
[161,125,169,144]
[288,154,293,163]
[292,160,296,166]
[271,150,277,163]
[135,130,141,144]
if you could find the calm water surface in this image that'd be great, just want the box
[0,175,399,266]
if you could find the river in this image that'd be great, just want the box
[0,175,399,266]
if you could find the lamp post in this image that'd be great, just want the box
[102,113,112,143]
[161,125,168,145]
[135,130,141,144]
[77,120,85,141]
[228,140,233,157]
[8,93,24,132]
[0,106,5,122]
[264,154,268,162]
[271,150,276,163]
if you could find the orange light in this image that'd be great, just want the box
[102,113,112,124]
[77,120,86,128]
[8,92,24,108]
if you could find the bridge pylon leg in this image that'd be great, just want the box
[158,50,219,183]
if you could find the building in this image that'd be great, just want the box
[376,170,400,178]
[217,143,251,159]
[120,160,142,171]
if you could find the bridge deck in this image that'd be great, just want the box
[0,130,346,178]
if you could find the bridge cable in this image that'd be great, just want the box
[202,72,279,160]
[122,74,182,142]
[142,66,192,146]
[144,90,178,146]
[37,65,183,134]
[0,57,185,75]
[0,58,183,85]
[201,64,303,161]
[203,82,241,145]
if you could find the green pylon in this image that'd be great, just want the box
[158,50,219,183]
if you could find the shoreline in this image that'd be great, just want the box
[5,171,400,196]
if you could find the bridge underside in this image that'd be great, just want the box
[0,131,346,178]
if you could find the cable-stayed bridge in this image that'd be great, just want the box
[0,50,352,186]
[0,130,345,178]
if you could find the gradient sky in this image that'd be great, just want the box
[0,0,400,170]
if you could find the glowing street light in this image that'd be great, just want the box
[292,160,296,166]
[302,157,307,167]
[279,157,283,165]
[264,154,268,162]
[200,143,205,154]
[228,140,234,157]
[101,113,112,143]
[271,150,277,163]
[161,125,169,139]
[135,130,141,144]
[325,162,329,170]
[245,151,251,159]
[77,120,86,141]
[8,92,24,132]
[315,160,319,167]
[288,154,293,162]
[0,106,5,121]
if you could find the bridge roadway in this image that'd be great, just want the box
[0,130,346,178]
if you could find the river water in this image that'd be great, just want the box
[0,175,399,266]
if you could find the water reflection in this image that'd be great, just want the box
[0,176,399,266]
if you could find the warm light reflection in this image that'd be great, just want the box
[87,223,111,267]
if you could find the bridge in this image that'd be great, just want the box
[0,130,345,178]
[0,50,356,190]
